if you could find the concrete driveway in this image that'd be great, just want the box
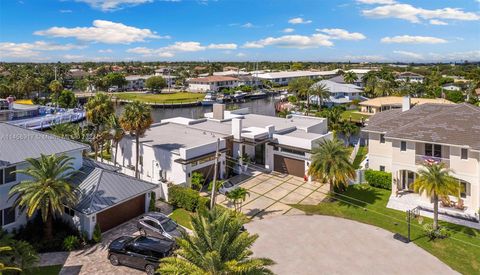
[245,215,458,275]
[217,172,328,219]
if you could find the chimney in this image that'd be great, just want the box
[402,96,411,112]
[266,125,275,139]
[213,103,225,120]
[232,118,242,140]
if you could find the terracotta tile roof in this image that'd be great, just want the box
[188,76,239,83]
[359,96,454,107]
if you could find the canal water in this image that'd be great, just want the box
[114,96,278,122]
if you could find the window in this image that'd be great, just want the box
[64,207,75,217]
[0,166,16,185]
[1,207,15,226]
[379,166,385,172]
[400,141,407,151]
[459,181,470,198]
[461,148,468,160]
[139,156,143,166]
[380,134,385,144]
[425,144,442,158]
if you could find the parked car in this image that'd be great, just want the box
[218,179,240,195]
[137,212,186,240]
[108,235,174,275]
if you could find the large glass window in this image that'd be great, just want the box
[425,144,441,158]
[1,207,15,226]
[0,166,16,185]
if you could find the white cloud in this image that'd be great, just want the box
[362,3,480,23]
[429,19,448,25]
[163,41,206,52]
[241,22,254,28]
[283,28,295,33]
[343,55,387,62]
[34,20,166,44]
[236,52,246,57]
[243,34,333,49]
[393,50,424,59]
[126,47,174,57]
[98,49,113,53]
[207,43,238,50]
[356,0,396,4]
[316,28,366,40]
[428,50,480,61]
[381,35,447,44]
[59,9,73,13]
[288,17,312,24]
[0,41,85,58]
[63,54,85,60]
[75,0,153,11]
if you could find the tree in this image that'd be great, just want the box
[120,100,153,178]
[85,92,114,158]
[9,154,78,240]
[55,90,77,108]
[48,80,63,108]
[340,120,359,146]
[320,107,343,134]
[0,246,22,273]
[343,71,358,84]
[413,163,459,230]
[226,187,250,212]
[309,82,330,110]
[288,77,315,114]
[145,76,167,92]
[158,208,274,274]
[103,72,127,89]
[445,90,464,103]
[308,138,356,193]
[73,79,88,92]
[108,114,125,166]
[50,122,76,138]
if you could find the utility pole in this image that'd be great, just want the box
[210,138,220,209]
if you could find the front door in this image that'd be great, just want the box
[401,171,415,190]
[255,143,265,165]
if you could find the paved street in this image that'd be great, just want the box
[217,172,329,219]
[246,215,458,275]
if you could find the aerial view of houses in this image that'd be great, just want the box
[0,1,479,275]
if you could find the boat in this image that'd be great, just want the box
[246,90,268,100]
[201,93,217,106]
[233,90,247,101]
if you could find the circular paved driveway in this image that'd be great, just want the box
[245,215,458,275]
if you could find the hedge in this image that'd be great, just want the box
[168,186,211,212]
[364,170,392,190]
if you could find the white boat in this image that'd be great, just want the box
[233,90,247,100]
[201,93,217,106]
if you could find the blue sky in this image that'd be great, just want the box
[0,0,479,62]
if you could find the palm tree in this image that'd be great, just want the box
[226,187,250,212]
[158,209,274,274]
[108,114,125,166]
[48,80,63,109]
[308,138,356,193]
[322,107,343,134]
[9,154,78,240]
[50,122,76,139]
[120,100,153,178]
[309,82,330,111]
[343,71,358,84]
[85,92,114,158]
[0,246,22,273]
[413,163,459,230]
[340,120,359,146]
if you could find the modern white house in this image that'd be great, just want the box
[442,83,462,91]
[256,70,337,86]
[395,72,425,83]
[362,101,480,224]
[0,123,157,237]
[310,79,364,106]
[125,75,176,91]
[115,104,333,198]
[187,76,239,92]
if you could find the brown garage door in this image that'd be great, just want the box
[274,155,305,177]
[96,194,145,232]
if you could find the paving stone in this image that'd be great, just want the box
[240,178,263,189]
[254,202,291,219]
[278,182,299,192]
[293,186,314,196]
[308,191,327,202]
[242,196,276,217]
[280,192,306,204]
[250,181,278,194]
[299,196,322,205]
[264,186,292,201]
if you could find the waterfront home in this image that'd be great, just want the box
[359,96,454,114]
[256,70,337,86]
[0,123,156,237]
[187,76,239,92]
[125,75,176,91]
[441,83,462,91]
[362,102,480,222]
[310,79,364,106]
[328,69,374,88]
[114,104,332,198]
[395,72,425,83]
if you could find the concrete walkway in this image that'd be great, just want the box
[245,215,458,275]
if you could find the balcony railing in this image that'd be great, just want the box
[415,155,450,168]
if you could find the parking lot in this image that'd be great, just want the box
[217,172,328,219]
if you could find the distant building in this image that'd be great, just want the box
[359,96,454,114]
[187,76,239,92]
[256,70,337,86]
[442,83,461,91]
[310,80,363,106]
[125,75,176,91]
[395,72,425,83]
[223,66,239,71]
[236,75,263,87]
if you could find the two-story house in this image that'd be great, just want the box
[362,100,480,223]
[0,123,156,237]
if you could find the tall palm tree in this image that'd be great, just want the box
[226,187,250,212]
[158,209,274,274]
[85,92,114,158]
[9,154,78,240]
[343,71,358,84]
[309,82,330,111]
[48,80,63,109]
[413,163,459,230]
[108,114,125,166]
[340,120,359,146]
[120,100,153,178]
[308,138,356,193]
[323,107,343,134]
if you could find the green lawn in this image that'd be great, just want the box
[170,208,193,230]
[292,185,480,275]
[352,146,368,169]
[23,265,63,275]
[341,109,371,122]
[113,92,204,104]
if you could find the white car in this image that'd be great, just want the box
[218,180,240,195]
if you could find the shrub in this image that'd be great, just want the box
[197,196,211,213]
[92,223,102,244]
[169,185,201,212]
[423,224,451,240]
[63,235,80,251]
[365,170,392,190]
[190,172,204,191]
[149,192,156,212]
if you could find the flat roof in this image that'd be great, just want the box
[312,80,362,94]
[359,96,454,107]
[188,76,239,83]
[256,70,337,79]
